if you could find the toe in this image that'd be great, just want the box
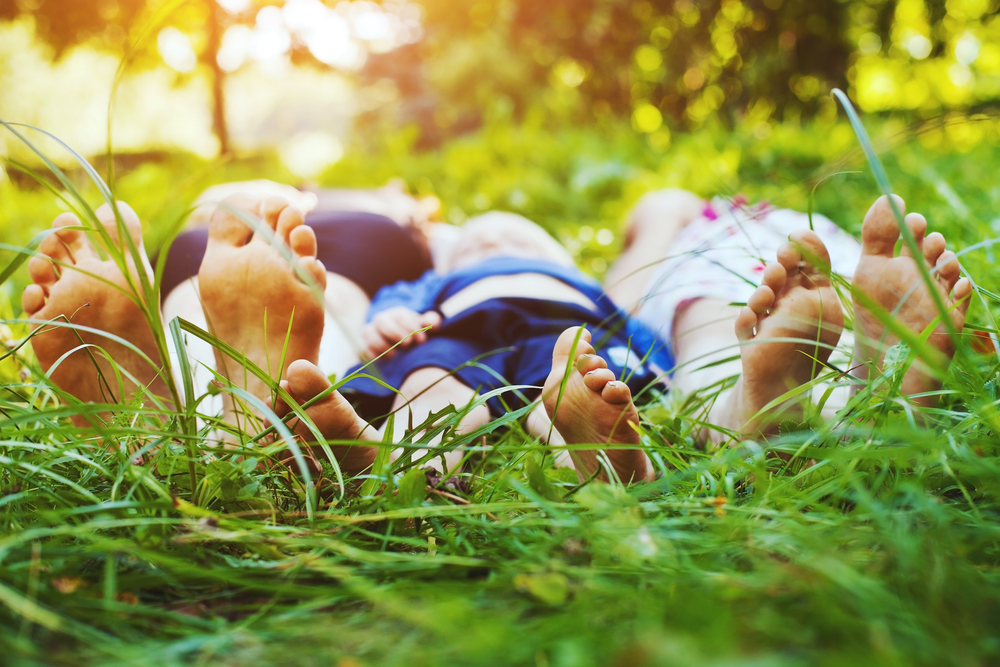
[760,262,787,296]
[51,212,89,260]
[253,197,287,242]
[298,256,328,290]
[39,231,73,266]
[790,229,832,278]
[954,278,973,317]
[286,358,366,443]
[289,224,317,258]
[861,195,905,257]
[29,256,58,290]
[286,359,331,400]
[209,194,258,246]
[95,201,143,249]
[601,380,633,405]
[583,367,615,392]
[276,204,305,245]
[576,354,608,375]
[776,240,802,279]
[936,250,961,292]
[899,213,927,259]
[923,232,946,266]
[22,284,45,315]
[273,379,293,419]
[551,327,594,369]
[747,284,775,315]
[735,306,757,342]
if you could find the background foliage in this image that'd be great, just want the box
[1,1,1000,666]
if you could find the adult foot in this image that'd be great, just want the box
[21,202,169,425]
[852,195,972,404]
[272,359,377,477]
[724,230,844,436]
[198,195,327,413]
[543,327,653,484]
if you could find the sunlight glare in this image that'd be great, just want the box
[158,27,197,73]
[281,131,345,178]
[906,34,932,59]
[256,5,284,29]
[283,0,328,33]
[217,25,252,72]
[250,27,292,63]
[307,14,364,69]
[955,33,981,65]
[217,0,251,14]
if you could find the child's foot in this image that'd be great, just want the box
[852,195,972,403]
[543,327,653,484]
[21,202,169,424]
[725,230,844,436]
[271,359,377,477]
[198,195,328,408]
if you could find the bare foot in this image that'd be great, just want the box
[272,359,377,477]
[198,195,327,413]
[21,202,169,425]
[723,230,844,436]
[852,195,972,405]
[543,327,653,484]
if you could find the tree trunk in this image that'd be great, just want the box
[206,0,230,155]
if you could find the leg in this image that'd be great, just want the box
[21,202,171,426]
[852,195,972,406]
[388,367,491,473]
[604,189,705,313]
[543,327,653,484]
[671,299,745,397]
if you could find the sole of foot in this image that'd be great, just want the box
[271,359,377,479]
[198,194,328,412]
[727,230,844,437]
[21,202,169,426]
[852,195,972,404]
[543,326,653,484]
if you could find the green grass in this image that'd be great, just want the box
[1,109,1000,667]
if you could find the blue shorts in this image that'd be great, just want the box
[339,298,670,420]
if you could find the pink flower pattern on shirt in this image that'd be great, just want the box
[633,196,862,348]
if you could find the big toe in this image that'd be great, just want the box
[49,212,89,260]
[286,359,332,402]
[285,358,365,443]
[551,327,595,369]
[95,201,143,249]
[208,193,260,246]
[861,194,905,257]
[789,230,832,278]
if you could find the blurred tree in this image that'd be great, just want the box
[408,0,1000,145]
[0,0,232,153]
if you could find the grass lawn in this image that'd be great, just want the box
[1,113,999,666]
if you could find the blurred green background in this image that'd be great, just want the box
[3,5,1000,666]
